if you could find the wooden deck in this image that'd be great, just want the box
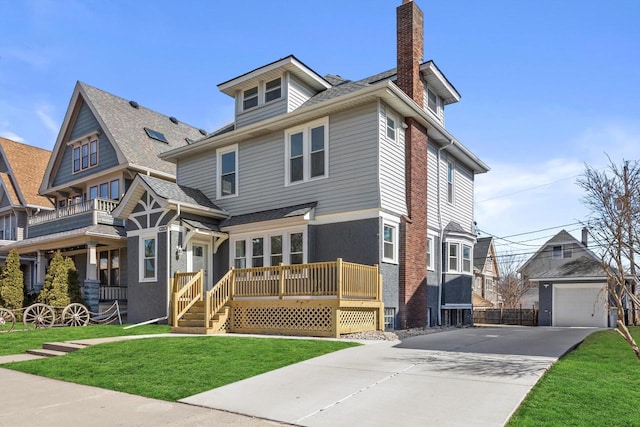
[171,259,384,337]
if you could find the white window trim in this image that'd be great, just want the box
[216,144,239,199]
[385,113,397,143]
[447,239,473,275]
[427,235,435,271]
[447,160,455,205]
[264,77,282,104]
[381,220,399,264]
[139,233,158,282]
[284,117,329,186]
[242,86,259,111]
[228,226,307,268]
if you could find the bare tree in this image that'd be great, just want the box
[496,251,533,308]
[578,158,640,359]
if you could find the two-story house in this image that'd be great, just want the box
[114,0,488,327]
[1,82,205,313]
[518,229,610,327]
[473,237,500,307]
[0,137,54,292]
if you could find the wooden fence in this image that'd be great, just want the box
[473,307,538,326]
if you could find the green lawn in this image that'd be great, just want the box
[0,324,171,355]
[508,326,640,426]
[2,336,358,401]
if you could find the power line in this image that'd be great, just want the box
[476,174,582,203]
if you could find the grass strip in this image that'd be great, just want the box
[0,324,170,356]
[3,336,358,401]
[508,326,640,426]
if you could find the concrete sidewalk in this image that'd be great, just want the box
[0,368,284,427]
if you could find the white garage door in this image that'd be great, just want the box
[553,283,608,327]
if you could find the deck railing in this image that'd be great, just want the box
[28,198,119,225]
[204,269,234,328]
[172,269,203,326]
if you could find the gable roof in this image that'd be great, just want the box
[42,82,206,193]
[473,237,493,270]
[529,256,606,281]
[518,229,601,274]
[112,174,227,220]
[0,137,53,209]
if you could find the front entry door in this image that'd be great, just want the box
[189,240,211,291]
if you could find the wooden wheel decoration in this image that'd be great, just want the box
[0,308,16,332]
[23,303,55,329]
[62,303,90,326]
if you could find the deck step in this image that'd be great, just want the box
[26,348,68,358]
[177,319,206,328]
[171,326,225,335]
[42,342,86,353]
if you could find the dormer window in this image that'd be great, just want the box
[265,78,282,102]
[426,86,445,122]
[243,87,259,110]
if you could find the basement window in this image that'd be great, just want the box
[144,128,168,143]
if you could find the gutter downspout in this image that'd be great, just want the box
[437,139,454,326]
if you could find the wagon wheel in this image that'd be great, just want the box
[62,303,90,327]
[23,303,55,329]
[0,308,16,332]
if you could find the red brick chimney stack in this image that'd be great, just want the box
[397,0,429,328]
[396,0,424,107]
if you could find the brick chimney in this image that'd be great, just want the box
[397,0,429,328]
[397,0,424,106]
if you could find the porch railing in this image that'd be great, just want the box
[99,286,127,301]
[28,198,119,225]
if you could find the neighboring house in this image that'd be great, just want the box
[113,0,489,327]
[1,82,205,313]
[0,137,54,292]
[518,229,610,327]
[473,237,500,307]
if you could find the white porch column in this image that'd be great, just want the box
[36,251,46,289]
[86,242,98,280]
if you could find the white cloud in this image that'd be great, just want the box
[35,103,59,136]
[0,131,25,143]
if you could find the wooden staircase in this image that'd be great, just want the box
[171,300,230,334]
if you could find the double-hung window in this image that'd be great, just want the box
[462,244,472,273]
[265,78,281,102]
[448,243,458,272]
[382,222,398,263]
[386,115,396,141]
[447,161,455,204]
[140,235,157,281]
[285,118,328,185]
[217,144,238,198]
[243,87,258,110]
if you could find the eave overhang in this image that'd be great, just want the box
[161,81,489,174]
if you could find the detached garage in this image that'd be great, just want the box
[552,283,608,327]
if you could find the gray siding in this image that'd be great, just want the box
[52,101,120,187]
[127,231,169,324]
[28,213,94,237]
[16,210,27,241]
[288,74,316,112]
[309,218,379,265]
[236,98,287,129]
[427,145,474,233]
[178,103,381,217]
[442,274,473,305]
[381,263,400,327]
[378,102,407,216]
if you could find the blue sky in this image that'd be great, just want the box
[1,0,639,259]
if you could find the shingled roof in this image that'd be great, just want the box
[474,237,493,271]
[0,137,53,209]
[79,82,205,176]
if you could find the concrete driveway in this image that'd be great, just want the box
[182,327,598,427]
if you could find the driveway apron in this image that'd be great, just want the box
[181,327,597,427]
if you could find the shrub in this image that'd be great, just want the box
[37,251,70,307]
[0,249,24,310]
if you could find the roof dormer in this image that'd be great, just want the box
[420,61,460,125]
[217,55,332,129]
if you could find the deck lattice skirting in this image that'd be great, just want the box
[171,259,384,337]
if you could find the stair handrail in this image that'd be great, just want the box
[172,269,203,327]
[204,268,234,328]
